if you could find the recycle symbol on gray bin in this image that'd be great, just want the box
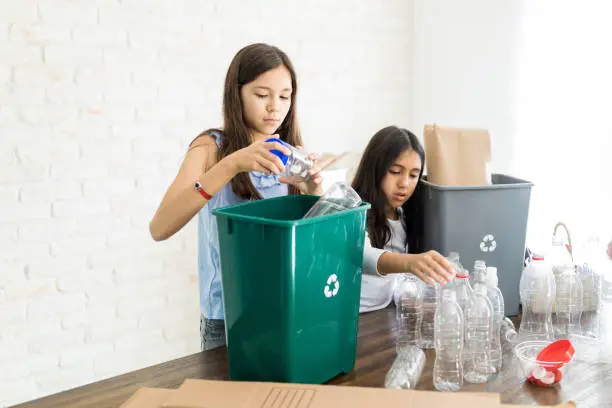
[479,234,497,253]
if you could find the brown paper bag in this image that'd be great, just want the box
[423,124,492,186]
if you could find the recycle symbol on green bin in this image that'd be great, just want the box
[324,274,340,298]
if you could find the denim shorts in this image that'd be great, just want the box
[200,314,226,351]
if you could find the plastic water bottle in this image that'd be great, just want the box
[384,345,426,389]
[419,282,439,349]
[500,317,518,351]
[463,284,493,383]
[433,289,464,392]
[395,275,423,351]
[519,256,556,341]
[449,261,473,315]
[302,182,362,219]
[500,317,518,369]
[576,262,603,340]
[471,260,487,288]
[448,251,467,275]
[485,267,504,373]
[549,236,573,276]
[519,256,556,340]
[553,265,583,338]
[267,137,313,183]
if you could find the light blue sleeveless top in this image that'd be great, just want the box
[197,130,289,319]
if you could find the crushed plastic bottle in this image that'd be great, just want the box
[384,345,426,389]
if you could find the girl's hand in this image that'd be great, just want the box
[227,139,290,175]
[279,151,329,196]
[406,250,454,285]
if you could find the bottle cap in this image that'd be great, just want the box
[537,339,575,367]
[266,137,290,165]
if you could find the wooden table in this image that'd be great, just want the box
[13,306,612,408]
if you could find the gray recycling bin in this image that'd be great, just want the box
[421,174,533,316]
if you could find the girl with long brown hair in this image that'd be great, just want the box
[149,43,324,350]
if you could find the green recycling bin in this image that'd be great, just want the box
[212,194,370,384]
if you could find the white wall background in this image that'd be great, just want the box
[511,0,612,252]
[408,0,523,175]
[0,0,412,406]
[409,0,612,253]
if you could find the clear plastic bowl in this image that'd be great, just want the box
[514,340,574,387]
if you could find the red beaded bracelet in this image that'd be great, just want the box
[194,180,212,200]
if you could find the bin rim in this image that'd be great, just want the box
[211,194,371,228]
[421,173,534,191]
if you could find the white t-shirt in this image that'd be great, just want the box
[360,216,409,313]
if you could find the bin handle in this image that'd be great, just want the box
[552,221,573,263]
[227,218,233,235]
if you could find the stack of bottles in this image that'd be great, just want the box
[389,253,511,391]
[387,235,606,391]
[517,237,606,364]
[518,247,590,342]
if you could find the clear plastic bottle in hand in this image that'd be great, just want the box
[267,137,313,183]
[448,254,473,315]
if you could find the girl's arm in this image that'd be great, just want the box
[149,136,236,241]
[149,135,290,241]
[363,234,453,285]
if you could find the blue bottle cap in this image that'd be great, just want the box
[266,137,290,165]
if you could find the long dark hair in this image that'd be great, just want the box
[352,126,426,253]
[198,43,302,199]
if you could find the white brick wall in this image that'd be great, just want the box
[0,0,412,405]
